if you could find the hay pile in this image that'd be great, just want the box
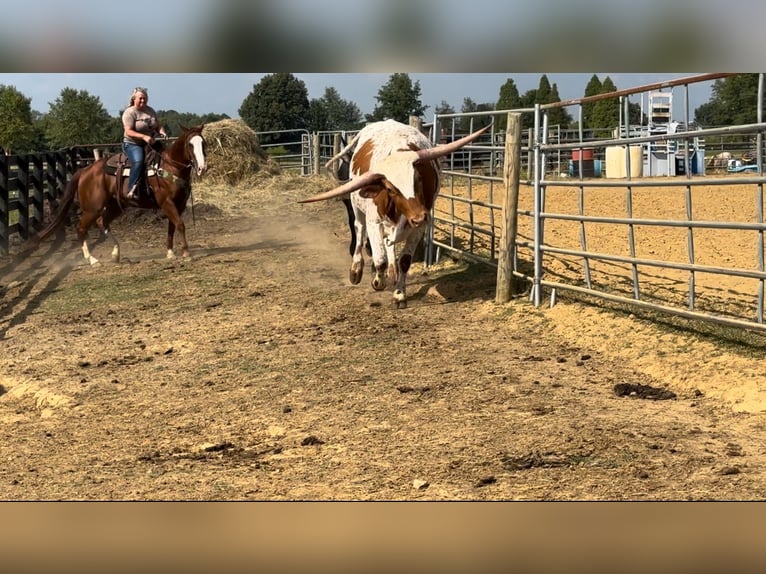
[201,119,281,186]
[191,118,338,218]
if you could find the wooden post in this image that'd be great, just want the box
[312,133,320,175]
[331,133,341,178]
[409,116,422,132]
[496,112,522,304]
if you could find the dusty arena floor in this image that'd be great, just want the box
[2,174,766,500]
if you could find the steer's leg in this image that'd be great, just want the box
[349,203,367,285]
[392,228,425,309]
[366,220,388,291]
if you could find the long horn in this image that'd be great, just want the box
[298,171,383,203]
[416,124,492,162]
[323,131,362,170]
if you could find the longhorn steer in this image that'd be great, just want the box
[300,119,490,308]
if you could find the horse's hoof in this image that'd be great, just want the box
[166,250,176,259]
[394,299,408,310]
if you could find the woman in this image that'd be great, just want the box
[122,87,167,200]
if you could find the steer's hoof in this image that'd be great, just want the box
[349,266,363,285]
[371,274,387,291]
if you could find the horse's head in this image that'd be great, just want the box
[172,124,208,177]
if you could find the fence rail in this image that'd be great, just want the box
[0,150,82,254]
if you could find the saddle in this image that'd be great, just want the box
[104,143,164,197]
[105,145,162,177]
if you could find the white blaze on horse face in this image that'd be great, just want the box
[189,134,207,175]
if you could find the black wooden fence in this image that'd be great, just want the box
[0,147,103,255]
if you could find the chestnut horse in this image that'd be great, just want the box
[32,124,207,265]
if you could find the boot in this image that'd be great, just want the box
[127,184,139,200]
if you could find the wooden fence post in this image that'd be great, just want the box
[0,154,8,255]
[331,133,341,179]
[496,112,522,304]
[312,133,320,175]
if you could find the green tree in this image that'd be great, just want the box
[29,110,49,152]
[694,74,760,126]
[307,99,330,132]
[515,75,571,131]
[366,73,427,123]
[0,85,36,154]
[581,74,603,128]
[307,87,363,131]
[496,79,522,130]
[546,82,573,129]
[44,88,114,149]
[434,100,455,115]
[238,73,310,143]
[536,75,553,105]
[589,76,620,129]
[458,98,494,133]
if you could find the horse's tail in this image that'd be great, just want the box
[17,169,81,254]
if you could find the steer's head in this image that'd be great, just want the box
[298,124,491,222]
[354,150,435,228]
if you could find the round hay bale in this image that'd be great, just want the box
[200,119,281,186]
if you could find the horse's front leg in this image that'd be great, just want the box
[166,220,176,259]
[160,203,189,259]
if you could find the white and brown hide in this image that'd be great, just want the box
[302,119,490,308]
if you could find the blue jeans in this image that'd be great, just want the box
[123,141,145,194]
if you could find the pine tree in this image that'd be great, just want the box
[366,73,427,123]
[496,79,522,130]
[582,74,603,129]
[589,76,620,129]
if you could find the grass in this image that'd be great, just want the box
[37,261,209,315]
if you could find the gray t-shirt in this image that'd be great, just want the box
[122,105,159,144]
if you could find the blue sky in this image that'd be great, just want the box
[1,0,759,123]
[1,73,716,122]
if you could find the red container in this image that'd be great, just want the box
[572,149,594,161]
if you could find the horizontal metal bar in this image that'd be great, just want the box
[537,279,765,332]
[541,176,766,187]
[540,211,766,231]
[541,244,766,280]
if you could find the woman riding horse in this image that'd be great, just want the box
[29,125,207,265]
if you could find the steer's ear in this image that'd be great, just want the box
[357,178,388,199]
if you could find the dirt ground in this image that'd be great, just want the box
[2,174,766,500]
